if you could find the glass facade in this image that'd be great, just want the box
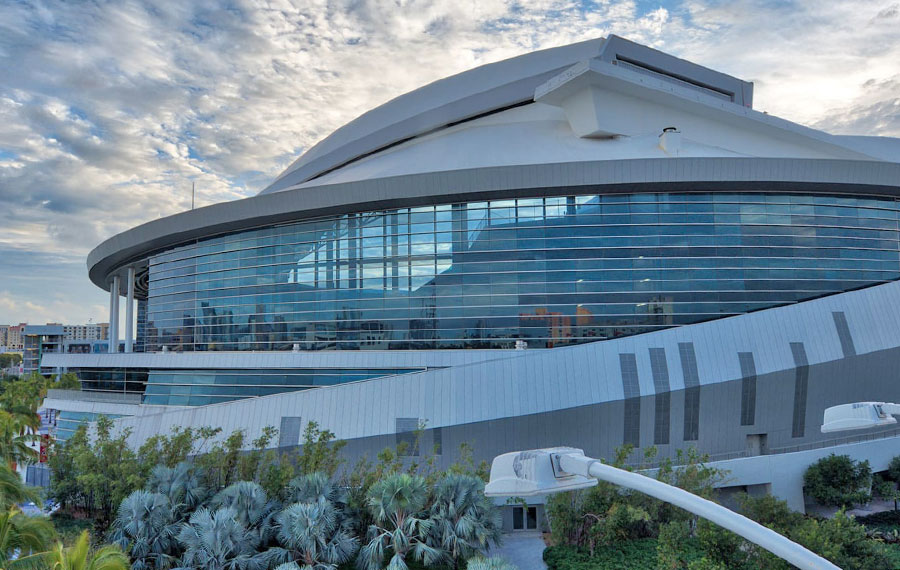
[56,411,125,441]
[143,367,425,406]
[144,192,900,351]
[69,367,424,406]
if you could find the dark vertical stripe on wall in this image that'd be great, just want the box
[738,352,757,426]
[433,427,443,455]
[624,398,641,447]
[620,354,641,447]
[649,348,671,445]
[654,392,671,445]
[832,312,856,357]
[620,353,640,398]
[790,343,809,438]
[678,343,701,441]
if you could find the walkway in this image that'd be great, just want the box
[494,532,547,570]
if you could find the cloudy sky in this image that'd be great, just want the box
[1,0,898,326]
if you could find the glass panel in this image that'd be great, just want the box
[143,193,900,353]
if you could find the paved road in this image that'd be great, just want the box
[493,532,547,570]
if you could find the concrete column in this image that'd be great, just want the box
[109,275,120,353]
[125,267,135,353]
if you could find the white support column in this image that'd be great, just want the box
[109,275,120,354]
[125,267,135,353]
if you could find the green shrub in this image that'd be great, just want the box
[803,454,872,507]
[656,521,691,570]
[889,456,900,482]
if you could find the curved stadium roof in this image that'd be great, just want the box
[87,35,900,294]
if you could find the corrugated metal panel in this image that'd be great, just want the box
[99,280,900,450]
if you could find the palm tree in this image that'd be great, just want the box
[209,482,280,544]
[428,474,502,568]
[0,463,39,508]
[357,474,443,570]
[285,472,346,506]
[0,504,56,568]
[110,490,179,570]
[174,507,269,570]
[0,411,39,468]
[147,463,208,515]
[269,499,358,570]
[466,558,516,570]
[45,530,129,570]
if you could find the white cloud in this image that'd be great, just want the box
[0,0,898,324]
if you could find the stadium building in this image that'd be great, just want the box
[43,36,900,516]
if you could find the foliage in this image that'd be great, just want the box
[54,372,82,390]
[695,494,891,570]
[0,464,56,569]
[544,540,703,570]
[803,454,872,507]
[271,498,359,570]
[466,558,516,570]
[874,474,900,510]
[656,521,691,570]
[49,417,143,529]
[110,490,178,570]
[0,353,22,369]
[44,530,130,570]
[545,446,723,555]
[889,455,900,482]
[49,513,96,544]
[174,507,270,570]
[296,421,347,478]
[427,474,502,569]
[358,473,443,570]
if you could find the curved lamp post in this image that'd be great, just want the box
[484,447,841,570]
[820,401,900,433]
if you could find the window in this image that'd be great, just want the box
[396,417,420,456]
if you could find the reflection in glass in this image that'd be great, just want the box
[144,193,900,351]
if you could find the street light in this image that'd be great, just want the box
[485,447,840,570]
[820,402,900,433]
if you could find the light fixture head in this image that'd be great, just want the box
[484,447,598,497]
[821,402,897,433]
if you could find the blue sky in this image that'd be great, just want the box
[0,0,899,325]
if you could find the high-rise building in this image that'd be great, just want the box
[23,324,64,376]
[62,323,109,341]
[42,36,900,517]
[5,324,27,351]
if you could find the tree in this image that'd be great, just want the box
[45,530,129,570]
[0,504,57,568]
[427,474,502,569]
[53,372,81,391]
[297,422,346,477]
[174,508,269,570]
[271,499,359,570]
[208,481,281,544]
[147,462,209,515]
[0,462,55,569]
[0,353,22,369]
[72,416,143,527]
[0,410,39,467]
[110,490,179,570]
[466,558,516,570]
[358,473,443,570]
[804,454,872,507]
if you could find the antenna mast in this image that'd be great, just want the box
[192,181,195,210]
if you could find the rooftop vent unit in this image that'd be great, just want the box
[598,35,754,108]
